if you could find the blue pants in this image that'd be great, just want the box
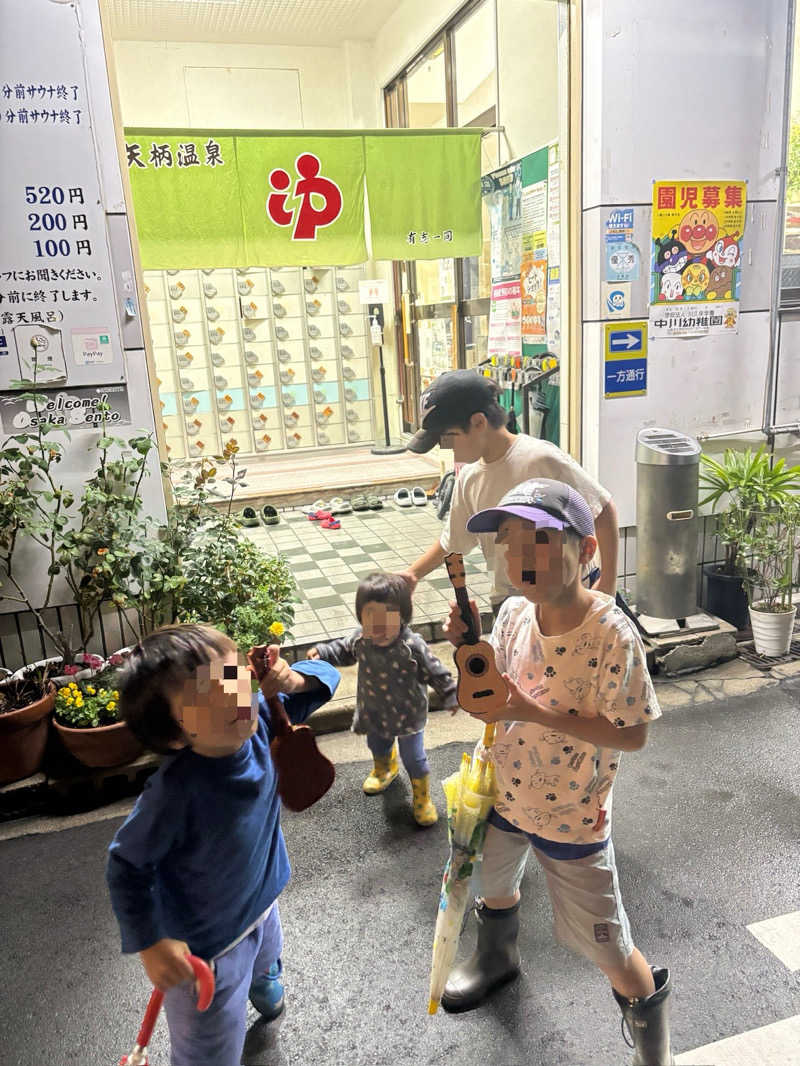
[164,904,282,1066]
[366,729,429,778]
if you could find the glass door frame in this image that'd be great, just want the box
[384,0,496,432]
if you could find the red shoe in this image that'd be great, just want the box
[320,518,341,530]
[307,510,332,522]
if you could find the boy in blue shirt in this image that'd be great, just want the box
[106,624,339,1066]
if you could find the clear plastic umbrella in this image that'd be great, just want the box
[428,723,497,1014]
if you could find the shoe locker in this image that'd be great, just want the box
[143,265,375,460]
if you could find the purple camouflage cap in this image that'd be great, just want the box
[466,478,595,537]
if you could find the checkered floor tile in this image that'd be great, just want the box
[244,502,491,645]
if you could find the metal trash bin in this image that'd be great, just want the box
[635,428,701,619]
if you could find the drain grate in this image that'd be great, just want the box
[737,638,800,671]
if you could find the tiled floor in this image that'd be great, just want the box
[245,502,491,646]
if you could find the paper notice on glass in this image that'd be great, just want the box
[488,280,522,359]
[522,181,547,254]
[547,157,561,268]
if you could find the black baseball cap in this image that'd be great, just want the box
[466,478,595,537]
[405,370,501,453]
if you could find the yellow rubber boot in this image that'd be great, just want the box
[411,775,438,827]
[363,744,399,794]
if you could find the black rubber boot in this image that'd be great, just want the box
[441,899,521,1013]
[613,966,674,1066]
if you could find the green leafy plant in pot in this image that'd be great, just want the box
[699,446,800,628]
[738,500,800,656]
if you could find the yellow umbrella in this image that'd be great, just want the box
[428,723,497,1014]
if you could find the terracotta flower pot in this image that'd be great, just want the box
[0,685,55,785]
[53,717,143,769]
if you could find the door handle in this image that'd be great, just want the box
[666,509,694,521]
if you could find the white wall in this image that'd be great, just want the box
[113,39,354,129]
[581,0,796,529]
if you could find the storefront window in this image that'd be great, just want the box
[407,43,448,129]
[780,3,800,306]
[384,0,499,420]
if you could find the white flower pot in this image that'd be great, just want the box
[748,603,797,657]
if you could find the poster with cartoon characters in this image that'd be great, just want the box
[649,180,746,339]
[521,251,547,340]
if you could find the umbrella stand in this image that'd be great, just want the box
[428,723,497,1014]
[119,955,214,1065]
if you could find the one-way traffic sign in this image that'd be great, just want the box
[607,328,643,352]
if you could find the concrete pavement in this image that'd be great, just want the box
[1,672,799,1065]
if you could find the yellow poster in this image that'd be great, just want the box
[650,180,746,338]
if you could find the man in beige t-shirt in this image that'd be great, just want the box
[402,370,619,602]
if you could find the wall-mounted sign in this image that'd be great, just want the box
[649,179,746,338]
[358,279,389,305]
[0,0,126,392]
[604,321,648,398]
[0,382,131,433]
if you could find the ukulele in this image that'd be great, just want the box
[247,644,335,812]
[444,553,508,713]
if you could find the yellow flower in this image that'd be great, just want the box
[269,621,285,638]
[113,690,119,698]
[87,686,96,695]
[106,701,115,711]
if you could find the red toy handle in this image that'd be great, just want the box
[135,955,214,1048]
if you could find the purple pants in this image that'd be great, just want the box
[163,903,283,1066]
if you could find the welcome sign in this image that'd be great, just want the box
[125,129,482,267]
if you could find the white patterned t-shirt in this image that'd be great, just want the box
[487,593,660,845]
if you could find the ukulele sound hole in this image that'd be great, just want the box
[466,655,487,677]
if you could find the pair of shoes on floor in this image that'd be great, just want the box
[394,486,428,508]
[306,509,341,529]
[351,493,383,511]
[302,497,351,516]
[239,505,279,527]
[249,959,285,1021]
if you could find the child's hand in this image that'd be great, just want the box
[140,938,194,990]
[307,647,320,660]
[501,673,544,724]
[443,599,480,647]
[249,643,306,698]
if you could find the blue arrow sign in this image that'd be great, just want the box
[608,328,643,352]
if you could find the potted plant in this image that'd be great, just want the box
[740,502,800,656]
[0,665,56,784]
[1,378,159,670]
[699,446,800,628]
[52,674,143,768]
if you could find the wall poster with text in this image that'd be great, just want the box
[649,180,746,339]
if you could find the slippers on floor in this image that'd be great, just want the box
[320,517,341,530]
[307,510,332,522]
[260,505,280,526]
[352,494,370,511]
[367,495,383,510]
[302,498,327,516]
[394,487,413,508]
[239,506,260,527]
[411,486,428,507]
[329,496,352,515]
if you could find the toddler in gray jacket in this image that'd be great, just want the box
[310,572,458,825]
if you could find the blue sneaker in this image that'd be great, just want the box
[249,960,285,1021]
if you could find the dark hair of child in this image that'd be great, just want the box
[355,572,413,626]
[116,624,236,755]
